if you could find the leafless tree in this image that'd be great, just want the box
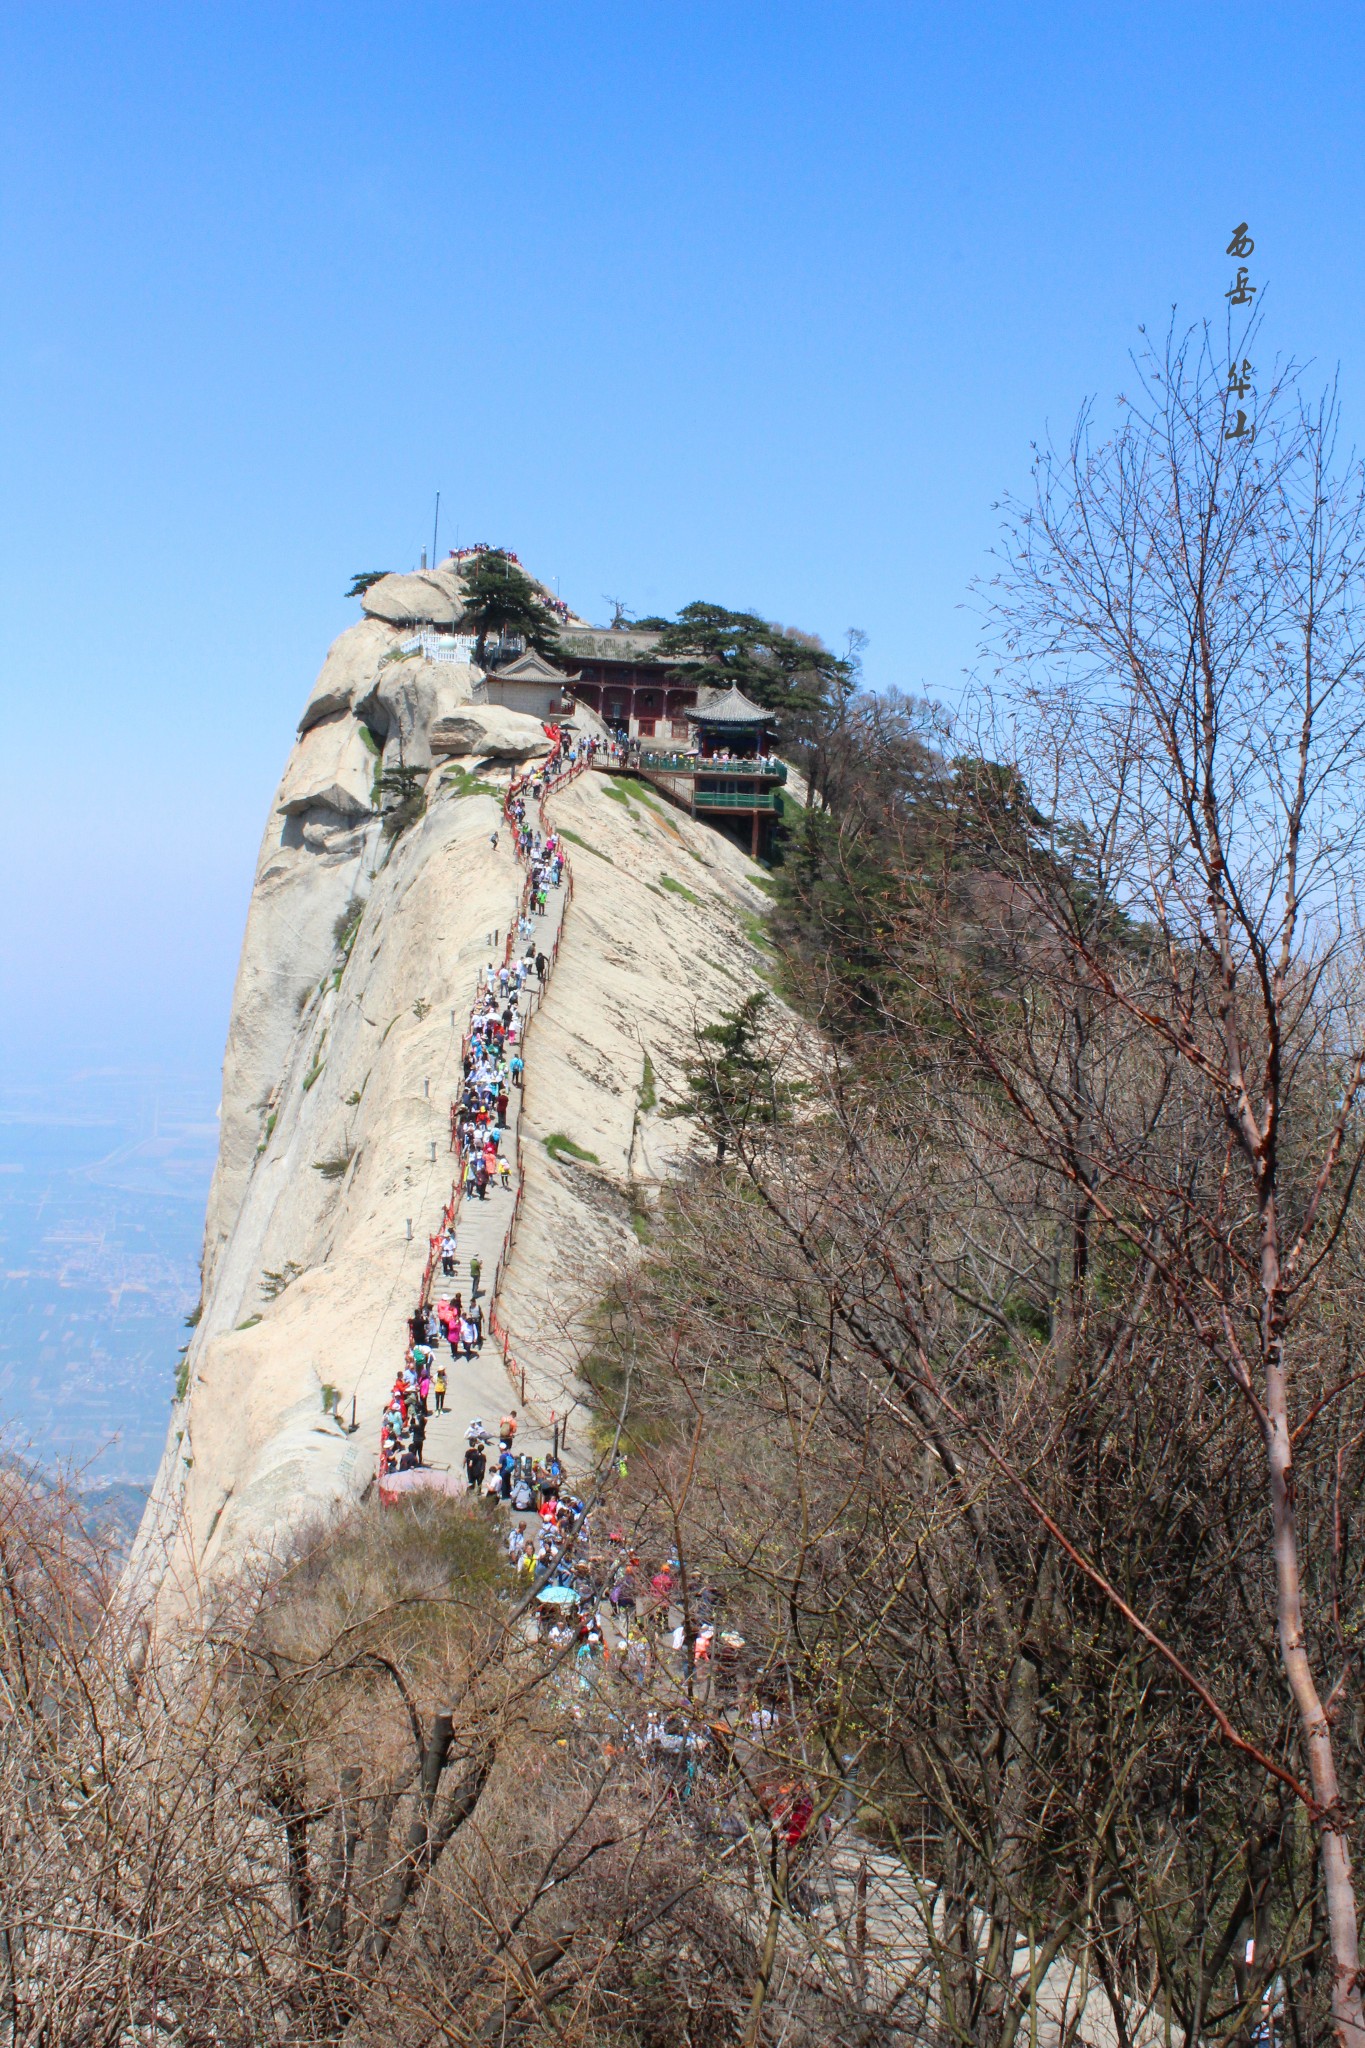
[951,317,1365,2046]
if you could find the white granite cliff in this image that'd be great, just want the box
[130,577,777,1608]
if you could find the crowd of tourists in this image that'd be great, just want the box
[377,729,740,1680]
[370,727,799,1825]
[379,734,581,1480]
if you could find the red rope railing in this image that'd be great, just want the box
[378,737,587,1484]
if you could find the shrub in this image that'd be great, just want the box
[332,897,364,954]
[259,1263,302,1302]
[379,767,426,839]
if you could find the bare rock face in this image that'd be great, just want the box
[277,712,377,819]
[298,618,398,733]
[130,596,779,1620]
[359,564,464,627]
[431,704,553,761]
[358,657,481,772]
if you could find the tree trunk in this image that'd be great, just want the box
[1262,1198,1365,2048]
[1266,1345,1365,2044]
[742,1830,788,2048]
[366,1710,453,1967]
[320,1765,362,1958]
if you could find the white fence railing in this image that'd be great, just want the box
[399,631,478,664]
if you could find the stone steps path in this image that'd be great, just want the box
[384,760,579,1496]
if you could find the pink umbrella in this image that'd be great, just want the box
[379,1468,462,1503]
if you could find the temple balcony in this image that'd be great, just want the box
[692,788,784,812]
[638,750,786,783]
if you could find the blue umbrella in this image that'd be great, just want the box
[537,1583,578,1606]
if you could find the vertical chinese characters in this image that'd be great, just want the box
[1224,223,1256,442]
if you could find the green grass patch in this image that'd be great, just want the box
[320,1382,341,1414]
[313,1152,353,1181]
[303,1058,325,1092]
[558,826,613,863]
[740,911,774,953]
[750,874,781,897]
[175,1352,191,1401]
[658,874,700,906]
[236,1314,262,1331]
[545,1132,601,1166]
[358,727,383,805]
[442,764,501,800]
[618,776,665,813]
[603,782,634,809]
[638,1052,657,1115]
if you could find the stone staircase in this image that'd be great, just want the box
[382,762,582,1496]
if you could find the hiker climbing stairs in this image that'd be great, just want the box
[379,744,586,1496]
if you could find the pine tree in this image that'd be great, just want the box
[651,601,852,725]
[456,550,562,667]
[663,994,791,1164]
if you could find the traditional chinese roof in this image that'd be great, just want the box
[684,685,772,727]
[492,647,580,686]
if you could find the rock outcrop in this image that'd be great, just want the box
[430,705,553,761]
[356,655,484,773]
[131,582,777,1612]
[298,616,399,732]
[358,565,465,627]
[276,710,378,818]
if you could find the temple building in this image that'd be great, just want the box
[629,684,787,858]
[555,627,699,738]
[480,646,579,722]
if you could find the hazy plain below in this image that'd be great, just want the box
[0,1068,216,1487]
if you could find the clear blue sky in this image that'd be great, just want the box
[1,2,1359,1089]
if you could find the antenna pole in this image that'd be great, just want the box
[433,491,440,566]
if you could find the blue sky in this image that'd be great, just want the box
[1,1,1360,1088]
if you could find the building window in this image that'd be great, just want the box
[638,716,656,737]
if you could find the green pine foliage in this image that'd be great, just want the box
[662,992,794,1164]
[457,549,563,666]
[378,767,427,840]
[651,601,853,725]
